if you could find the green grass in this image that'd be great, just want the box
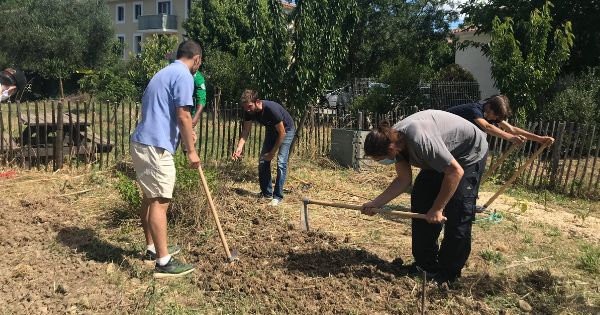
[480,249,505,264]
[578,244,600,274]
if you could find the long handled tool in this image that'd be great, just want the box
[478,142,550,211]
[301,197,440,232]
[481,142,523,183]
[198,164,238,262]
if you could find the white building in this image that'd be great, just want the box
[454,28,500,99]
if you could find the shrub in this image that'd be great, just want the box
[434,64,476,82]
[540,68,600,125]
[115,172,141,212]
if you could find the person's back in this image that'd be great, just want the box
[131,60,194,153]
[394,110,488,171]
[445,102,486,129]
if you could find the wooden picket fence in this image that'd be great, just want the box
[0,100,599,199]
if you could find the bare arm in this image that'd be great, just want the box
[474,118,525,144]
[176,107,200,168]
[233,121,253,159]
[498,121,554,144]
[426,159,464,224]
[192,106,203,127]
[362,160,412,214]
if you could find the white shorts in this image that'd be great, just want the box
[130,141,176,199]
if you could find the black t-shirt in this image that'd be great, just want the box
[446,102,495,130]
[244,100,295,131]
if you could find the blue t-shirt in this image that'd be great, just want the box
[244,100,295,131]
[131,60,194,153]
[446,102,491,131]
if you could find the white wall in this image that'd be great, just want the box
[455,31,500,99]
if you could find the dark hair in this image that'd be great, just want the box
[240,89,259,105]
[484,95,512,121]
[364,121,401,157]
[176,40,202,59]
[0,68,26,91]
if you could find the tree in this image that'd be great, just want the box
[460,0,600,74]
[183,0,253,101]
[477,2,574,119]
[338,0,458,82]
[0,0,113,99]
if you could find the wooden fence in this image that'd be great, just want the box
[1,100,599,199]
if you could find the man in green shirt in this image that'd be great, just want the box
[191,71,206,127]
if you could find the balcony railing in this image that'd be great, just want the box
[138,15,178,32]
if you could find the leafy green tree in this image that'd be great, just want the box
[338,0,457,82]
[478,2,574,119]
[461,0,600,74]
[0,0,113,99]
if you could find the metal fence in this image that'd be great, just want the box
[1,100,599,199]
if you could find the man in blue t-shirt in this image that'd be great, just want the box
[130,40,202,278]
[446,95,554,146]
[232,89,295,206]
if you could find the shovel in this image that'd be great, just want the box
[198,164,238,262]
[301,197,442,232]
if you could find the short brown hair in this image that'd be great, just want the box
[484,95,512,121]
[240,89,259,105]
[364,121,401,158]
[176,40,202,59]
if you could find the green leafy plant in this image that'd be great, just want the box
[480,249,505,264]
[115,172,141,212]
[465,1,574,120]
[578,244,600,274]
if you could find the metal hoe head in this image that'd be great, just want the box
[300,198,310,232]
[228,249,240,263]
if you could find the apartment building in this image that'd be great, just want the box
[108,0,192,59]
[108,0,296,59]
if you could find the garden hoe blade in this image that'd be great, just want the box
[300,198,310,232]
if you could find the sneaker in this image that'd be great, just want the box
[154,257,195,279]
[269,198,282,206]
[475,205,487,213]
[256,192,273,200]
[144,245,182,263]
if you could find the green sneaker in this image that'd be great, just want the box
[144,245,181,263]
[154,257,195,279]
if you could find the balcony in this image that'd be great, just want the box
[138,15,178,33]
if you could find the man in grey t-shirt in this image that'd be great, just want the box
[362,110,488,285]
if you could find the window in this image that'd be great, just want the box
[117,35,125,58]
[116,4,125,23]
[133,2,143,22]
[157,1,171,15]
[134,35,143,54]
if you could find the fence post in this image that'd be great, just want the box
[358,111,363,130]
[549,122,566,187]
[53,102,64,171]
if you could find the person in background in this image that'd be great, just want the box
[446,95,554,146]
[0,68,27,103]
[191,70,206,128]
[232,89,295,206]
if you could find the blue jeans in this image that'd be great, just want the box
[259,128,295,200]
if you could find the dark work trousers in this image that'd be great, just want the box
[410,155,487,280]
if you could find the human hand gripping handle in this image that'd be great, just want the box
[426,208,446,224]
[187,150,201,169]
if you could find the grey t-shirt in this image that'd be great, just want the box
[393,110,488,172]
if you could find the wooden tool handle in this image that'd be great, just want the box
[483,142,550,208]
[198,164,233,260]
[481,142,523,183]
[304,198,429,220]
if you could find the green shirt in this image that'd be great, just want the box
[192,71,206,116]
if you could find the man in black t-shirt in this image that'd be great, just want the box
[232,89,295,206]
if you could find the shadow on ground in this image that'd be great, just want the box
[57,226,138,263]
[284,247,411,280]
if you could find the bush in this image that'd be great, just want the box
[434,64,476,82]
[115,172,141,212]
[540,68,600,125]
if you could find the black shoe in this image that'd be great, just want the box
[475,205,487,213]
[403,263,438,279]
[432,273,459,287]
[154,257,195,279]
